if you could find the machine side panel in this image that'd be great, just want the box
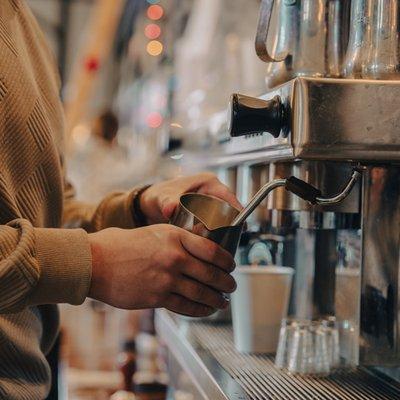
[360,166,400,365]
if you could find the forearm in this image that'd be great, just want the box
[63,188,149,232]
[0,219,91,314]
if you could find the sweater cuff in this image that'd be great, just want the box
[94,190,144,230]
[29,228,92,306]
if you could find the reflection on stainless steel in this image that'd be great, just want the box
[236,164,271,231]
[255,0,348,87]
[171,193,243,323]
[360,165,400,365]
[156,310,400,399]
[269,162,301,211]
[291,228,338,319]
[224,78,400,161]
[171,193,243,256]
[264,0,297,88]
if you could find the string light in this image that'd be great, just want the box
[147,4,163,21]
[145,24,161,40]
[146,40,163,56]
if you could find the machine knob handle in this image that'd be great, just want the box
[228,93,286,138]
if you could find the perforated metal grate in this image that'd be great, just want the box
[191,324,400,400]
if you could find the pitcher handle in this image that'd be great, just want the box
[255,0,286,62]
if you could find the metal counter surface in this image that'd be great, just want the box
[156,309,400,400]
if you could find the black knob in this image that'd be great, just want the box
[228,93,286,138]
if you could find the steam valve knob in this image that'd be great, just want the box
[228,93,286,138]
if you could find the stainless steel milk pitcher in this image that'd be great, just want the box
[255,0,349,88]
[171,193,243,256]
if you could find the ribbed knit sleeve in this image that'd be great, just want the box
[62,179,144,232]
[0,219,92,314]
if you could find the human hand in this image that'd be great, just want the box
[139,172,242,225]
[88,224,236,317]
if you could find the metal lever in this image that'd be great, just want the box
[231,169,362,227]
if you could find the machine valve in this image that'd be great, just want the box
[228,93,287,138]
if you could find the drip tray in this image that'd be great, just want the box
[191,323,400,400]
[156,310,400,400]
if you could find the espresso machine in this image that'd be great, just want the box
[155,1,400,398]
[226,0,400,373]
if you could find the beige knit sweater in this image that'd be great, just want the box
[0,2,140,398]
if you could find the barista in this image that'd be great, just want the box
[0,1,240,399]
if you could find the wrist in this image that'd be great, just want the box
[131,185,151,226]
[88,233,105,301]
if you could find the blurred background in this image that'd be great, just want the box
[27,0,265,399]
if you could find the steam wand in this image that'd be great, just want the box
[231,168,362,227]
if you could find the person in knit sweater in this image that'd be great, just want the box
[0,1,240,398]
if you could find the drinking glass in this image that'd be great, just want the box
[275,317,340,376]
[343,0,400,79]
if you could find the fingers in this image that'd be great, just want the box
[160,199,177,220]
[199,183,243,211]
[175,277,229,309]
[180,231,235,272]
[164,293,216,317]
[181,255,236,293]
[189,172,243,210]
[160,172,243,221]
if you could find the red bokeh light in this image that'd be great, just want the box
[146,112,163,128]
[84,56,100,72]
[145,23,161,39]
[147,5,164,21]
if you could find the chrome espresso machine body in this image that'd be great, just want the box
[227,77,400,368]
[223,0,400,375]
[155,0,400,397]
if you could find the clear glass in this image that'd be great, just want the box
[321,317,340,369]
[342,0,370,77]
[275,317,342,376]
[343,0,400,79]
[275,317,299,369]
[362,0,400,79]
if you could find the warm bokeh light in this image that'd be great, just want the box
[145,24,161,40]
[71,124,90,146]
[146,40,163,56]
[146,112,163,128]
[147,5,164,21]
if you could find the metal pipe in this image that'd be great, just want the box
[231,169,361,227]
[231,179,287,226]
[315,169,361,205]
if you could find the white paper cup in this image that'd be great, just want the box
[231,266,294,353]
